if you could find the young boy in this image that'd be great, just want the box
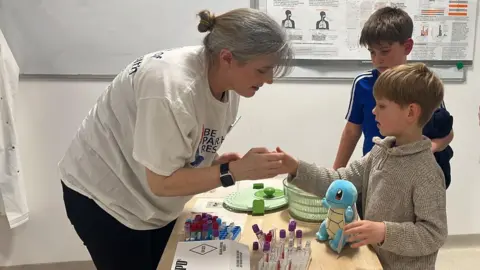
[333,7,454,218]
[278,63,448,270]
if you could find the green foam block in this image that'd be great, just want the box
[252,199,265,216]
[253,183,264,189]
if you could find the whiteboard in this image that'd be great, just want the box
[0,0,469,81]
[262,0,479,61]
[275,60,466,82]
[0,0,253,76]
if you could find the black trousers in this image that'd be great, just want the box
[62,181,176,270]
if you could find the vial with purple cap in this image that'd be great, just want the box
[213,228,219,240]
[202,223,208,240]
[279,229,286,259]
[288,222,295,248]
[207,220,213,239]
[296,229,303,249]
[262,241,270,263]
[184,222,191,241]
[253,241,259,251]
[252,224,265,248]
[289,219,297,229]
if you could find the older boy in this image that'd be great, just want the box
[333,6,454,218]
[278,63,448,270]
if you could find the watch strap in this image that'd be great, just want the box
[220,162,235,187]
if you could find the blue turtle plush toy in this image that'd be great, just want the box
[316,179,358,253]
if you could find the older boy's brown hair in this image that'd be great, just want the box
[373,63,444,126]
[360,6,413,47]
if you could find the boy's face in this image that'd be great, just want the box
[372,98,413,137]
[368,39,413,73]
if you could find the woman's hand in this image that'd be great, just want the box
[213,152,242,165]
[229,147,285,181]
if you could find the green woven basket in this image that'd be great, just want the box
[283,178,328,222]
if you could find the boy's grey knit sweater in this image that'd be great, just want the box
[288,136,447,270]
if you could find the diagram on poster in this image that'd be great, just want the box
[265,0,479,61]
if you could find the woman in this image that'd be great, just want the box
[59,8,293,270]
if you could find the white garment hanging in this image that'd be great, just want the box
[0,29,29,228]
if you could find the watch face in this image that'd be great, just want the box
[221,174,234,187]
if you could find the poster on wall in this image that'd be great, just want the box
[265,0,479,61]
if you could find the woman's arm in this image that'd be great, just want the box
[146,148,285,197]
[146,166,221,196]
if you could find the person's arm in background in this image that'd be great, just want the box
[431,130,453,152]
[424,101,454,152]
[333,123,362,169]
[333,76,365,169]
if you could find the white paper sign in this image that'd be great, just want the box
[171,240,250,270]
[264,0,480,61]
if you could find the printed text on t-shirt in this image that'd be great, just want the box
[201,128,225,153]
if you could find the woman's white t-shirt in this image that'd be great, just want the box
[58,46,240,230]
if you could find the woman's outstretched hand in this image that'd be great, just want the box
[229,147,285,181]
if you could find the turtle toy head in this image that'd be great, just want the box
[325,179,357,209]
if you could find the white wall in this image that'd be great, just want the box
[1,30,479,268]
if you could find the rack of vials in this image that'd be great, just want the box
[183,212,241,241]
[251,219,312,270]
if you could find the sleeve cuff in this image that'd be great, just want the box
[132,151,178,177]
[287,160,312,183]
[377,221,400,251]
[346,118,363,125]
[376,221,388,247]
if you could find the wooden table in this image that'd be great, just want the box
[158,199,383,270]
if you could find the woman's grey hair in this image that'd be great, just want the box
[197,8,294,78]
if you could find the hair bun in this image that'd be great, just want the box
[197,10,216,33]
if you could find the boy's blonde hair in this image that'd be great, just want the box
[373,63,444,126]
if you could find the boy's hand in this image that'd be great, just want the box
[275,147,299,175]
[344,220,386,248]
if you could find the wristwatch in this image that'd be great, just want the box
[220,162,235,187]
